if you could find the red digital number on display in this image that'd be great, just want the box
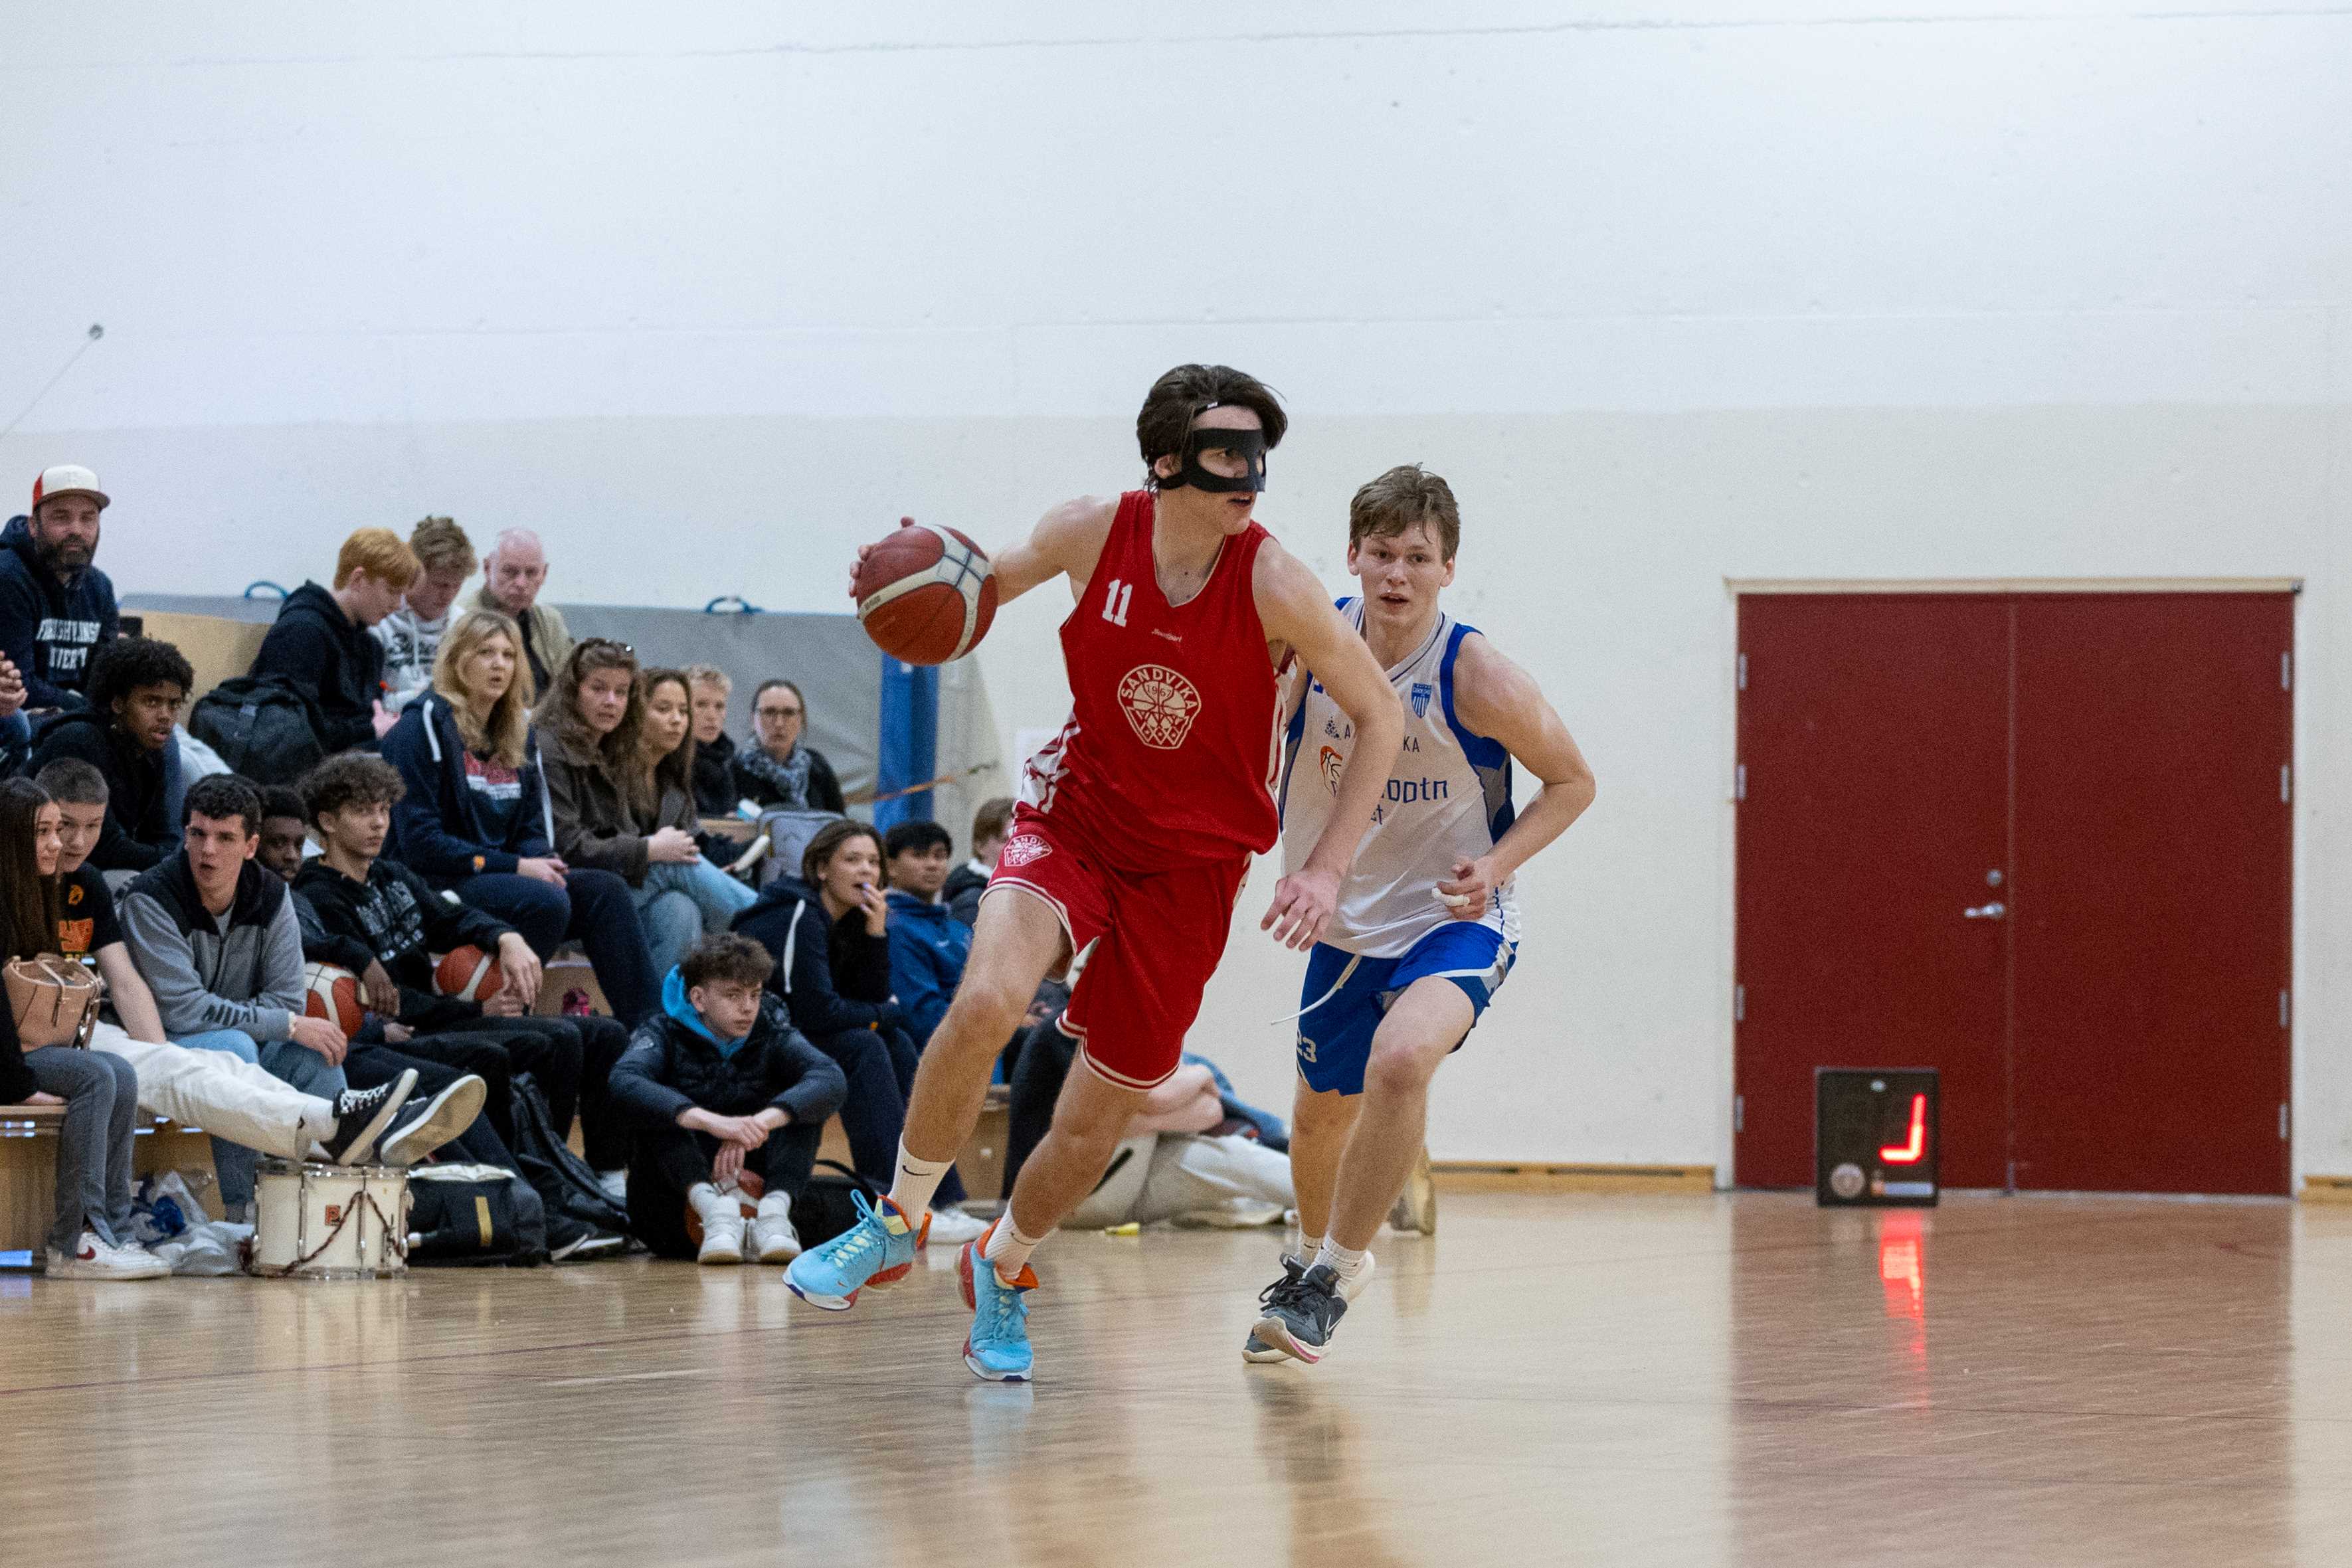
[1879,1093,1927,1165]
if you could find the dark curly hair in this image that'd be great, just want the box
[86,636,195,715]
[1134,363,1287,486]
[258,784,309,825]
[182,773,262,836]
[299,753,405,826]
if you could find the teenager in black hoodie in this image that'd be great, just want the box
[0,466,120,710]
[732,818,977,1241]
[249,529,415,752]
[292,753,632,1172]
[685,665,743,816]
[25,636,193,871]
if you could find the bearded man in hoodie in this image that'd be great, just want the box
[250,527,417,752]
[0,465,121,710]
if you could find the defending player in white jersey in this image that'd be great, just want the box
[1247,464,1596,1365]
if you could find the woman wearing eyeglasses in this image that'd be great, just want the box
[537,643,757,983]
[731,679,846,814]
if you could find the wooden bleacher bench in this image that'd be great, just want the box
[0,1105,220,1255]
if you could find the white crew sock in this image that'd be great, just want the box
[757,1190,793,1221]
[1295,1233,1324,1267]
[1314,1238,1371,1286]
[982,1214,1045,1286]
[885,1141,951,1227]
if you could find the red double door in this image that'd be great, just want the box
[1734,592,2293,1195]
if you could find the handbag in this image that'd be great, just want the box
[5,954,103,1049]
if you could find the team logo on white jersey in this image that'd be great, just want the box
[1318,744,1344,794]
[1410,681,1434,717]
[1000,833,1050,868]
[1117,663,1202,750]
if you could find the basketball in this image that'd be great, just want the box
[854,520,997,665]
[432,945,503,1002]
[301,962,364,1036]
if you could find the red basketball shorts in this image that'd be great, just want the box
[983,804,1247,1091]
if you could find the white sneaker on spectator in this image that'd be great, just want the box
[596,1170,628,1203]
[689,1183,745,1264]
[927,1205,988,1247]
[751,1195,802,1263]
[46,1233,169,1280]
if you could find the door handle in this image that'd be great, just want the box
[1963,902,2006,920]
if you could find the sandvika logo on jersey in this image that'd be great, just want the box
[1000,834,1050,868]
[1117,663,1203,750]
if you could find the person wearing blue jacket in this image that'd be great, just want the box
[880,820,970,1050]
[733,818,976,1241]
[0,466,121,711]
[376,610,657,1030]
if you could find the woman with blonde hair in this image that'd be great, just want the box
[380,610,658,1031]
[537,646,753,982]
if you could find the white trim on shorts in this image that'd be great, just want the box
[978,875,1078,958]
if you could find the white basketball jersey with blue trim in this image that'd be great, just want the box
[1279,600,1518,958]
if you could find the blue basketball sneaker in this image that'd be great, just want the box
[958,1231,1037,1383]
[784,1192,927,1312]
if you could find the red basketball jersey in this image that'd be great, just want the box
[1017,489,1284,873]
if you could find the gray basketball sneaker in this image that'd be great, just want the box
[1243,1251,1376,1363]
[1253,1263,1350,1365]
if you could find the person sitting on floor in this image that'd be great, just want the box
[683,664,741,816]
[118,774,483,1215]
[943,796,1014,926]
[33,759,442,1191]
[379,608,658,1033]
[536,643,755,984]
[0,776,167,1278]
[732,679,845,814]
[25,636,195,873]
[250,527,417,750]
[292,752,632,1189]
[608,932,846,1265]
[732,818,984,1246]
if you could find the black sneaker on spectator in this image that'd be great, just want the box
[317,1072,418,1166]
[373,1076,489,1166]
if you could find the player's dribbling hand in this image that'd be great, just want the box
[1261,865,1340,951]
[846,518,919,602]
[1434,856,1497,922]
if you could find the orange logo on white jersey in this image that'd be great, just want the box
[1117,663,1203,750]
[1318,744,1344,794]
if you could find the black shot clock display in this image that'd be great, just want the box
[1815,1068,1940,1207]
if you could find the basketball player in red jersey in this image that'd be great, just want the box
[786,365,1403,1381]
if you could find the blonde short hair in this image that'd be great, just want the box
[335,527,422,591]
[409,516,478,576]
[684,663,731,694]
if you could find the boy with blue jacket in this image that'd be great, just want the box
[881,820,968,1049]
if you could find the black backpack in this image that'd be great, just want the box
[189,675,327,784]
[505,1072,634,1245]
[406,1166,550,1266]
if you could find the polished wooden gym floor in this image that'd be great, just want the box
[7,1189,2348,1567]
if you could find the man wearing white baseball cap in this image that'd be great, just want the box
[0,465,121,709]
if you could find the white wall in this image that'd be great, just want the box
[6,3,2349,1176]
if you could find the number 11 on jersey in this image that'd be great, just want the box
[1101,578,1134,628]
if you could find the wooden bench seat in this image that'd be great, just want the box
[0,1107,221,1255]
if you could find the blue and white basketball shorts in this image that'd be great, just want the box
[1293,923,1516,1096]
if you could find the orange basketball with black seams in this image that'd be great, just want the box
[432,945,504,1002]
[854,521,998,665]
[302,962,365,1036]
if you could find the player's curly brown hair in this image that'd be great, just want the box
[1134,364,1287,486]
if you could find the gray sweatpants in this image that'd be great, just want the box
[25,1046,140,1256]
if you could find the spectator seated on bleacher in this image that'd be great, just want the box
[254,784,310,882]
[0,776,165,1278]
[471,528,573,695]
[250,527,417,754]
[117,774,481,1215]
[881,820,968,1049]
[734,679,845,814]
[0,655,31,778]
[26,636,195,873]
[379,609,658,1033]
[0,466,119,712]
[292,752,629,1184]
[33,758,439,1199]
[536,644,754,985]
[733,818,982,1244]
[375,515,477,715]
[944,796,1014,926]
[684,664,739,816]
[608,933,844,1265]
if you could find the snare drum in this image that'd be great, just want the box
[250,1160,409,1279]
